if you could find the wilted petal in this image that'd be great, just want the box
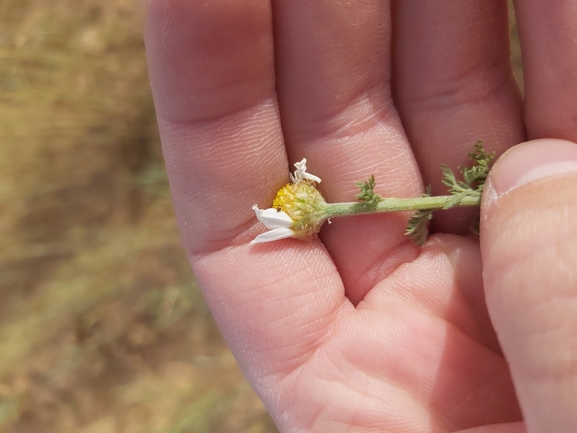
[301,171,321,183]
[250,227,295,245]
[252,205,293,229]
[291,158,321,184]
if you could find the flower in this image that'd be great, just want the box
[251,159,326,245]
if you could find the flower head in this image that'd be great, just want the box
[251,159,326,245]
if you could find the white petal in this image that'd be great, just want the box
[292,158,321,184]
[252,205,294,229]
[250,227,295,245]
[302,172,322,183]
[294,158,307,173]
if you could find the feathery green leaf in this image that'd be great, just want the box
[356,175,383,208]
[405,186,433,246]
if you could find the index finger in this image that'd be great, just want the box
[145,0,283,252]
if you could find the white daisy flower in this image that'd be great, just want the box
[251,159,326,245]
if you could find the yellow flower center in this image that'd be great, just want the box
[272,181,326,238]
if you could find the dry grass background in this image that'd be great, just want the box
[0,0,276,432]
[0,1,521,432]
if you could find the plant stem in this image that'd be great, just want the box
[324,195,480,218]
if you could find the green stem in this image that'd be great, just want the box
[323,194,480,218]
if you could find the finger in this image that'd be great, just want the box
[272,0,423,304]
[513,1,577,141]
[145,0,347,381]
[145,0,285,252]
[481,140,577,432]
[392,0,524,234]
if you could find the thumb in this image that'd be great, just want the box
[480,139,577,433]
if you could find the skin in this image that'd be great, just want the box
[145,1,577,432]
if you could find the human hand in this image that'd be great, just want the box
[145,1,577,432]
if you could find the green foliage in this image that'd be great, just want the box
[440,141,495,208]
[405,186,434,246]
[406,141,495,245]
[463,141,495,186]
[356,175,383,207]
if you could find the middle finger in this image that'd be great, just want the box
[272,0,423,304]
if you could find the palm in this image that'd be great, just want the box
[144,0,569,431]
[267,240,521,431]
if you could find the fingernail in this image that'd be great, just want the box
[491,139,577,194]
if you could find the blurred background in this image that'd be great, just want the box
[0,1,521,432]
